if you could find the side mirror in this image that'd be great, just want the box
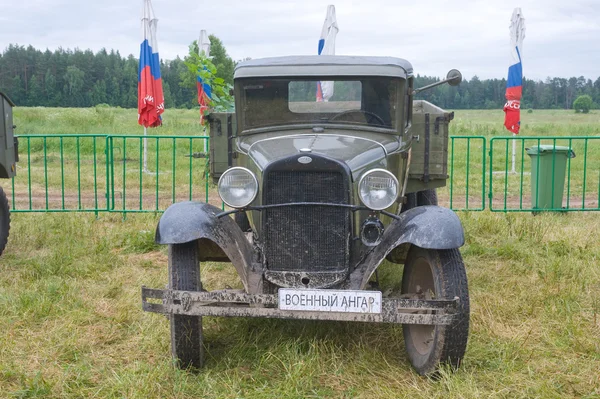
[446,69,462,87]
[412,69,463,95]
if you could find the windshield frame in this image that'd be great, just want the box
[234,76,405,135]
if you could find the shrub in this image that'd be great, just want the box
[573,95,593,114]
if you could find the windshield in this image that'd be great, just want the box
[237,77,402,132]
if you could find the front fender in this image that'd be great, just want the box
[349,206,464,289]
[155,201,260,293]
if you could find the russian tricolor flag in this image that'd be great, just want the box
[503,8,525,134]
[138,0,164,128]
[316,5,338,102]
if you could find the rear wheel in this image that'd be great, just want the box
[169,241,204,369]
[0,187,10,257]
[416,189,438,206]
[401,245,469,375]
[401,189,437,213]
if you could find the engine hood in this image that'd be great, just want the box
[237,130,403,177]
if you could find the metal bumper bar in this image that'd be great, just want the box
[142,287,459,325]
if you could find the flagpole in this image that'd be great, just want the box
[199,29,210,154]
[511,132,516,173]
[142,0,148,174]
[139,0,161,176]
[203,121,208,155]
[504,8,525,175]
[143,127,149,174]
[200,30,206,154]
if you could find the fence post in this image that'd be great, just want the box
[488,140,494,210]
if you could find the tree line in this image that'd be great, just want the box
[414,74,600,111]
[0,37,234,110]
[1,41,599,110]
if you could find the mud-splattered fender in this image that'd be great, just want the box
[155,201,261,293]
[348,206,464,290]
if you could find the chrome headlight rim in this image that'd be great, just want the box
[217,166,259,208]
[358,168,400,211]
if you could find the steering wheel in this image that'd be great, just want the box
[330,109,386,126]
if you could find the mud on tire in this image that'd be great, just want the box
[401,245,469,375]
[169,241,204,369]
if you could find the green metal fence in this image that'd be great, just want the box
[8,134,214,214]
[7,134,596,214]
[107,135,212,213]
[489,136,600,212]
[10,134,110,213]
[438,136,486,211]
[7,134,487,214]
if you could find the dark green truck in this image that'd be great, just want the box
[0,91,17,257]
[142,56,467,376]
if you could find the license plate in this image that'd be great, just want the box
[278,288,382,314]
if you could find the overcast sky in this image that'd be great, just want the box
[1,0,598,81]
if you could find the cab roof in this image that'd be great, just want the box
[234,55,413,79]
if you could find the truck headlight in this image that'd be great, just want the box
[218,167,259,208]
[358,169,399,210]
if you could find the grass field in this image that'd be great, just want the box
[1,107,599,398]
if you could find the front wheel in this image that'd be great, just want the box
[0,186,10,257]
[169,241,204,369]
[234,211,251,232]
[401,245,469,375]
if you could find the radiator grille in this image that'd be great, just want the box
[263,171,350,272]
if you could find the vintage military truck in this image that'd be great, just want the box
[142,56,468,376]
[0,91,17,257]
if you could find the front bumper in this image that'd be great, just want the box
[142,287,459,325]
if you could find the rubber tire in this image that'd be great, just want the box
[169,241,204,369]
[416,189,438,206]
[401,189,438,213]
[401,245,469,376]
[0,187,10,257]
[234,211,251,232]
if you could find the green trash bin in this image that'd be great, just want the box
[526,145,576,210]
